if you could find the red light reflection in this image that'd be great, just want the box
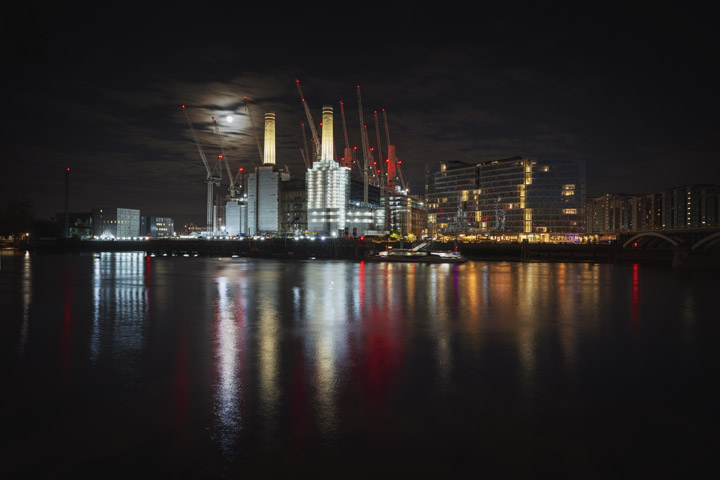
[631,264,640,331]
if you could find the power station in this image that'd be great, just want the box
[181,81,413,238]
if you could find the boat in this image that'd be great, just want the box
[368,241,468,263]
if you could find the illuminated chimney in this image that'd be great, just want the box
[321,105,333,162]
[263,112,276,165]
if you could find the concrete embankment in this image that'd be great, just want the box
[18,237,716,266]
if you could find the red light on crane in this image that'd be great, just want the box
[218,154,223,159]
[181,104,186,109]
[66,167,70,172]
[239,167,244,171]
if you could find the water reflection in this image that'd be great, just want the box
[256,267,281,434]
[631,263,640,332]
[8,253,713,474]
[213,276,243,456]
[18,251,31,354]
[302,263,346,437]
[91,252,148,372]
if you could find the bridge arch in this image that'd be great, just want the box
[691,231,720,251]
[622,232,682,249]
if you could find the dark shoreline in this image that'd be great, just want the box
[6,237,716,267]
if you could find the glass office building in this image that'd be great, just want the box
[426,157,586,241]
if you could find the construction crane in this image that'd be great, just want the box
[382,108,407,192]
[181,105,222,233]
[373,110,384,185]
[299,121,311,169]
[364,124,380,186]
[234,167,245,194]
[243,96,264,164]
[339,100,354,169]
[295,78,321,163]
[212,117,241,199]
[357,85,370,206]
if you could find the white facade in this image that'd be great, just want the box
[225,199,247,236]
[92,207,140,238]
[345,206,380,236]
[306,105,350,235]
[247,166,290,235]
[307,164,350,235]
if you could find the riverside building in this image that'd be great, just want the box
[92,207,141,239]
[306,105,351,236]
[425,157,586,241]
[246,112,296,236]
[588,184,720,234]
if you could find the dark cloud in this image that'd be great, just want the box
[2,2,718,225]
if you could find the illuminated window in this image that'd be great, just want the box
[563,209,577,214]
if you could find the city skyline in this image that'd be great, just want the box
[2,3,718,227]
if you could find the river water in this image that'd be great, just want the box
[1,251,717,477]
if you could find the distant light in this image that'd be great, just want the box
[181,104,186,109]
[226,115,233,123]
[218,154,223,159]
[66,167,70,172]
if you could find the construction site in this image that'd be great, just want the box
[180,79,425,239]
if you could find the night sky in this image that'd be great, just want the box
[2,3,718,227]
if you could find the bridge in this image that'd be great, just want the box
[619,228,720,251]
[618,228,720,267]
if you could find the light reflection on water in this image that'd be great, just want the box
[3,252,718,476]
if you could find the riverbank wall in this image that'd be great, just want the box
[14,237,718,267]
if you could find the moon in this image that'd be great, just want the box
[226,115,233,123]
